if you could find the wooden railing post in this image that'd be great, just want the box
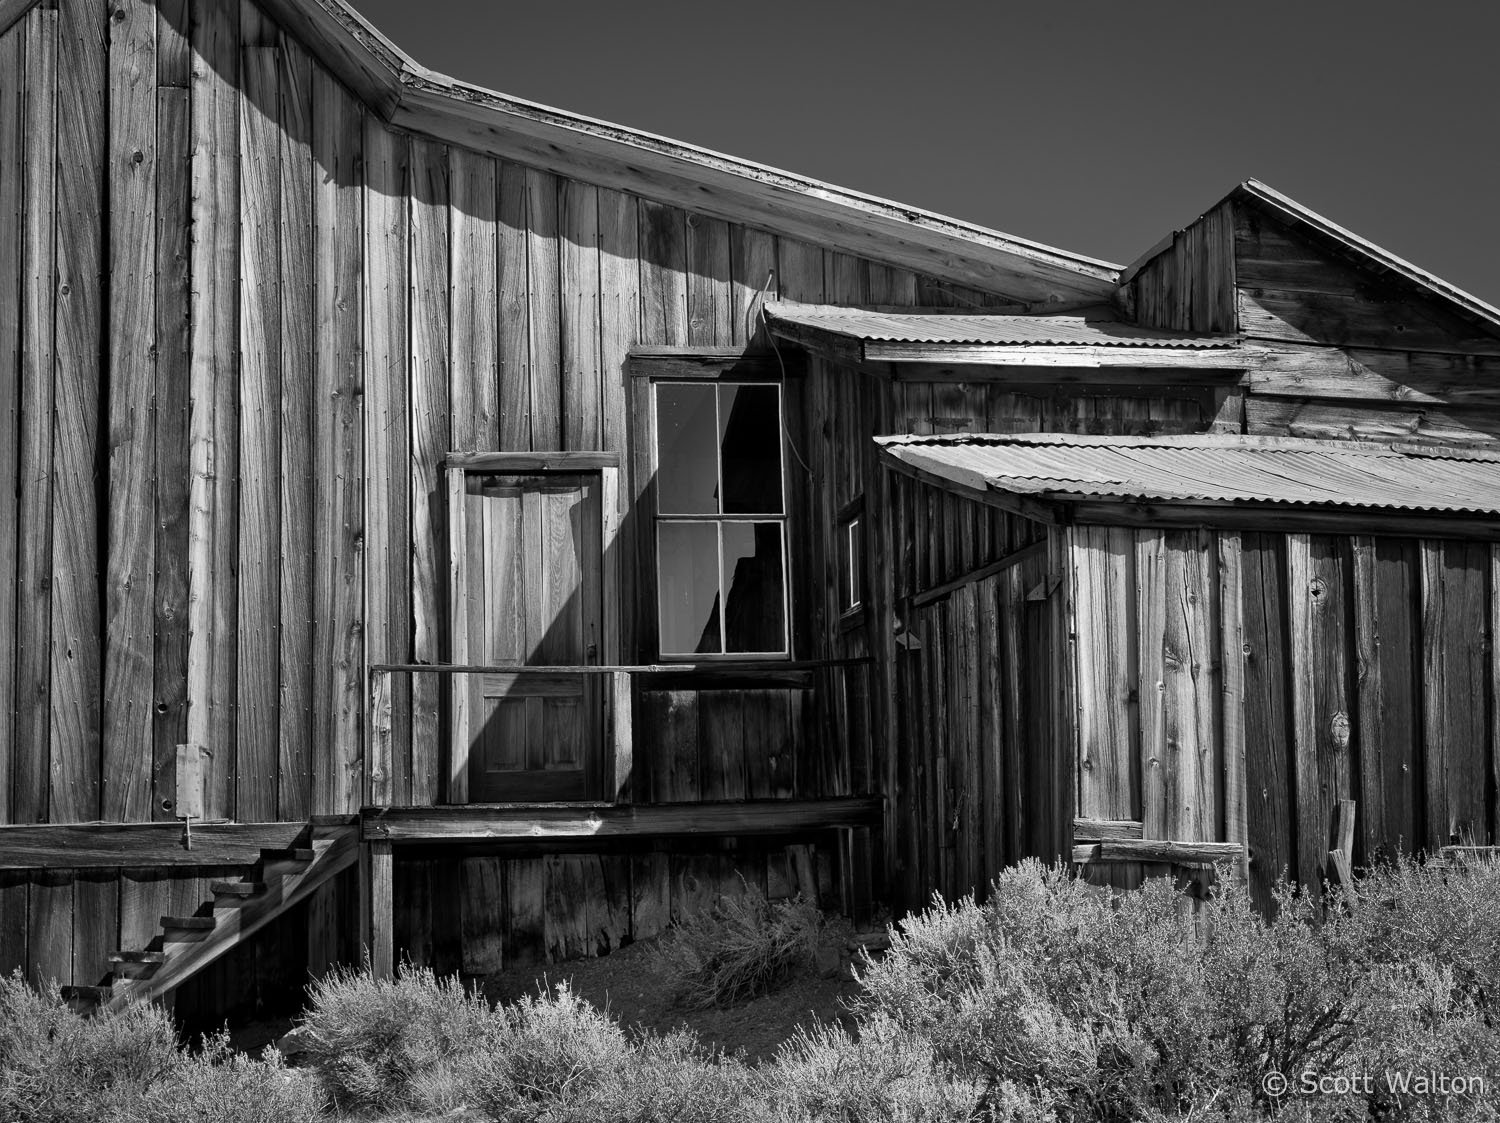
[363,838,394,980]
[368,669,393,807]
[611,670,633,802]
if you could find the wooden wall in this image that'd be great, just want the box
[394,838,837,975]
[0,0,1028,993]
[0,0,1011,832]
[0,860,358,1026]
[1126,197,1500,448]
[1067,524,1498,909]
[805,345,1224,908]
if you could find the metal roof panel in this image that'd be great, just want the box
[763,303,1239,348]
[876,433,1500,515]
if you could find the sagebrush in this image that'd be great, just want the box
[654,889,825,1008]
[6,856,1500,1122]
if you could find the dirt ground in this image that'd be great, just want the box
[479,931,868,1064]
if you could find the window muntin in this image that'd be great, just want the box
[654,381,788,658]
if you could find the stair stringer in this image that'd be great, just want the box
[103,823,359,1013]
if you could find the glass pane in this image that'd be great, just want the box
[719,384,783,514]
[721,521,786,654]
[659,521,722,655]
[656,383,720,514]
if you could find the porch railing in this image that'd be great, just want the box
[366,657,873,807]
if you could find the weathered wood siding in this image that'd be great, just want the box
[393,839,836,974]
[0,0,1012,830]
[0,0,1028,986]
[1067,525,1499,908]
[1126,197,1500,447]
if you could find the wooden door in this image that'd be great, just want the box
[457,472,603,801]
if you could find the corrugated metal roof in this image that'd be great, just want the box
[764,302,1238,348]
[877,433,1500,515]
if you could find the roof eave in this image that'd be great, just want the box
[0,0,1124,304]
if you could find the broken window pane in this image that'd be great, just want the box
[721,521,786,654]
[719,383,783,514]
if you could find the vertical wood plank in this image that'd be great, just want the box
[364,121,410,805]
[51,0,108,822]
[686,213,731,346]
[496,161,528,450]
[15,5,57,826]
[368,840,393,979]
[71,869,116,987]
[449,148,498,452]
[152,14,191,821]
[560,178,600,450]
[1218,532,1250,881]
[409,137,449,806]
[271,33,313,820]
[102,0,156,822]
[1072,526,1138,822]
[459,855,505,974]
[638,200,686,345]
[186,0,239,820]
[1161,529,1219,843]
[29,871,73,987]
[235,9,280,820]
[1421,540,1489,846]
[0,24,26,823]
[506,857,545,967]
[1352,537,1420,858]
[1236,534,1294,907]
[1287,534,1352,891]
[598,187,639,466]
[0,873,28,976]
[699,691,746,799]
[527,169,561,451]
[1136,530,1168,841]
[446,468,469,802]
[118,868,171,954]
[776,238,824,303]
[729,224,775,349]
[311,69,363,814]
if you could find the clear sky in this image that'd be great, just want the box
[352,0,1500,305]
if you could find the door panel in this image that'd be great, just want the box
[462,473,602,801]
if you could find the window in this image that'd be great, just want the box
[654,381,788,657]
[839,512,864,615]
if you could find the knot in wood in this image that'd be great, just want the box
[1309,577,1326,599]
[1241,642,1252,656]
[1330,711,1351,747]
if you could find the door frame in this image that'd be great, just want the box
[445,451,627,804]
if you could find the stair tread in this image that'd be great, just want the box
[261,847,316,862]
[210,880,265,897]
[60,985,115,999]
[161,915,215,930]
[110,950,167,964]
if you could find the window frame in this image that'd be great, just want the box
[836,493,867,628]
[630,356,799,663]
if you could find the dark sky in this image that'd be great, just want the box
[354,0,1500,305]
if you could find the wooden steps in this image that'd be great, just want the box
[161,915,215,932]
[90,823,357,1015]
[209,880,265,898]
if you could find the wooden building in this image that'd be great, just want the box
[1,0,1497,1023]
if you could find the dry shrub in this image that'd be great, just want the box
[0,971,320,1123]
[856,859,1500,1123]
[298,961,495,1111]
[656,890,824,1008]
